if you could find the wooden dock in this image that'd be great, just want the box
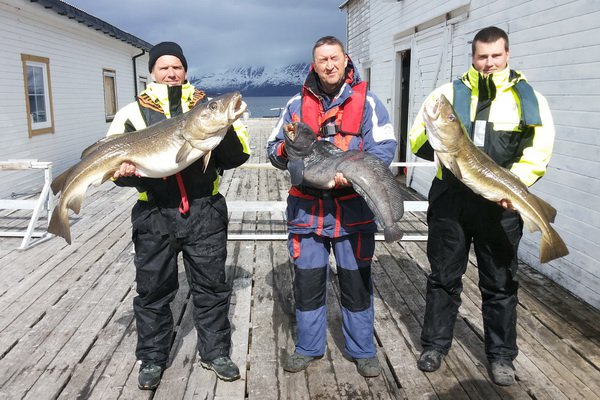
[0,118,599,399]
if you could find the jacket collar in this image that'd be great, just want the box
[142,81,196,117]
[144,81,195,105]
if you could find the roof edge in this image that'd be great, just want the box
[29,0,153,51]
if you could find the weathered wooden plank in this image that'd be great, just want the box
[0,219,133,384]
[326,271,380,399]
[371,253,447,399]
[327,265,401,400]
[22,250,136,399]
[3,240,135,398]
[213,240,254,400]
[392,214,592,400]
[153,296,196,400]
[56,284,136,399]
[518,266,600,343]
[0,210,133,362]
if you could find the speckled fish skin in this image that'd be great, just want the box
[48,92,246,244]
[422,94,568,263]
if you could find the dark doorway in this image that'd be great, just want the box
[398,49,411,173]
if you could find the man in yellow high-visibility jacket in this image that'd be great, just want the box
[409,26,555,386]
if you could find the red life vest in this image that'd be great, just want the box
[296,80,368,151]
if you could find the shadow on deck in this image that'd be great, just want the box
[0,119,598,400]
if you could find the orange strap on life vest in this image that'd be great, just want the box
[298,81,368,150]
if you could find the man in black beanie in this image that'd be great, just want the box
[148,41,188,73]
[107,41,250,389]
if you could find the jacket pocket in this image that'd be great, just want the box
[337,194,375,227]
[286,195,317,228]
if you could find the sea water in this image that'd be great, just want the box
[243,96,292,119]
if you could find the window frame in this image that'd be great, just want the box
[103,68,118,122]
[138,75,148,94]
[21,54,55,137]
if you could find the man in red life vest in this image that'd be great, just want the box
[266,36,397,377]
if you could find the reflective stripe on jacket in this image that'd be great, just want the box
[106,81,249,203]
[266,59,397,237]
[409,65,555,187]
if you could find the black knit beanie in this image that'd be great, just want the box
[148,41,188,72]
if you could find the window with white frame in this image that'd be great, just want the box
[21,54,54,136]
[103,69,118,121]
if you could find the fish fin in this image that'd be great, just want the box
[434,153,462,179]
[539,226,569,263]
[80,135,124,159]
[48,205,72,245]
[287,159,305,186]
[446,158,462,180]
[383,225,404,243]
[531,193,557,223]
[523,192,558,230]
[203,151,212,172]
[101,171,115,185]
[521,215,540,233]
[51,167,73,195]
[66,188,87,215]
[176,141,194,163]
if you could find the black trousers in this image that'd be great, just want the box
[422,181,523,362]
[131,194,232,366]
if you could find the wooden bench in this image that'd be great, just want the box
[0,160,53,249]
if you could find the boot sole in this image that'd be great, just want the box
[138,382,160,390]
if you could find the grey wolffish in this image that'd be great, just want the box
[283,121,404,242]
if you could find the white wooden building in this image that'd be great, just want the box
[0,0,151,198]
[340,0,600,309]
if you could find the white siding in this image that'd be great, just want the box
[343,0,600,309]
[346,0,370,66]
[0,0,150,198]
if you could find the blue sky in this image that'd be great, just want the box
[64,0,347,77]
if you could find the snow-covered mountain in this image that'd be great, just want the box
[190,63,310,97]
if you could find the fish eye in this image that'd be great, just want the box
[209,102,218,111]
[448,113,456,122]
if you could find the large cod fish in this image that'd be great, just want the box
[422,94,568,263]
[283,122,404,242]
[49,92,246,244]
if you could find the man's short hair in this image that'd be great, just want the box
[472,26,509,54]
[312,36,345,59]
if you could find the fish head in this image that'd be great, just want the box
[283,122,317,159]
[422,94,465,153]
[185,92,247,144]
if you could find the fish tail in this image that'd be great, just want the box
[539,226,569,263]
[48,204,72,245]
[383,224,404,243]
